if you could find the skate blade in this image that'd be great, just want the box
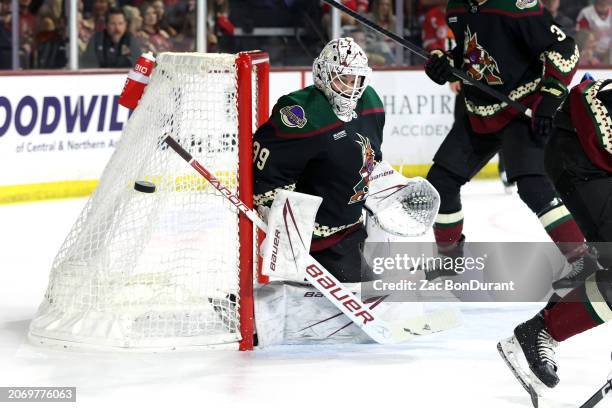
[497,337,552,408]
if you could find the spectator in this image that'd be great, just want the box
[38,0,64,23]
[542,0,575,37]
[208,0,235,36]
[403,0,445,65]
[33,16,67,68]
[0,2,9,69]
[348,26,392,65]
[151,0,174,36]
[78,0,95,54]
[559,0,590,22]
[172,8,195,52]
[18,0,37,67]
[366,0,396,61]
[138,3,173,53]
[91,0,115,32]
[421,1,455,52]
[0,0,9,30]
[2,0,54,68]
[411,0,446,27]
[370,0,394,31]
[576,30,602,67]
[576,0,612,64]
[123,5,142,37]
[321,0,367,36]
[81,7,141,68]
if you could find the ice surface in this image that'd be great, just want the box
[1,181,610,408]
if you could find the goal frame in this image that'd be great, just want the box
[28,51,270,352]
[236,51,269,351]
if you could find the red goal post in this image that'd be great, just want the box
[236,51,270,350]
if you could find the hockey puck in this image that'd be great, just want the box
[134,180,156,193]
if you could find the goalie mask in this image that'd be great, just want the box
[313,37,372,122]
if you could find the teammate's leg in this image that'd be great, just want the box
[500,127,612,390]
[501,120,591,284]
[427,111,500,255]
[537,128,612,342]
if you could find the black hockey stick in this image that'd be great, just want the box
[579,360,612,408]
[322,0,533,118]
[579,378,612,408]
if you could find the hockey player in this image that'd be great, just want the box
[252,37,384,283]
[498,78,612,396]
[422,0,598,287]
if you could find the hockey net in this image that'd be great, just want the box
[28,52,270,350]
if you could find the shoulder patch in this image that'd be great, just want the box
[270,86,341,138]
[515,0,537,9]
[279,105,307,128]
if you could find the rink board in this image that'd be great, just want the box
[0,68,609,204]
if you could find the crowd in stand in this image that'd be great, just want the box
[1,0,612,69]
[0,0,228,68]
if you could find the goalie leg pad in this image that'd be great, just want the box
[254,281,371,347]
[253,281,429,347]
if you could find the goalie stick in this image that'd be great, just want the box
[321,0,533,119]
[164,135,460,344]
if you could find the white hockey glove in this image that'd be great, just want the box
[259,190,322,282]
[365,161,440,237]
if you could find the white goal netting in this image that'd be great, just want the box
[29,53,259,349]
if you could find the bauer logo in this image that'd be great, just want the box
[515,0,537,9]
[333,130,347,140]
[280,105,307,128]
[269,229,281,271]
[305,263,375,325]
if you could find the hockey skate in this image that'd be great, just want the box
[553,247,600,290]
[499,169,516,195]
[497,314,559,408]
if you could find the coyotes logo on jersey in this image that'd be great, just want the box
[463,26,503,85]
[349,133,375,204]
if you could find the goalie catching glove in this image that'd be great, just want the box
[365,161,440,237]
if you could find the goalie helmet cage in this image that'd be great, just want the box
[28,51,270,351]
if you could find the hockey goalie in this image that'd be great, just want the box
[28,42,457,351]
[251,38,455,346]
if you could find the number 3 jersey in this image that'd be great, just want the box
[446,0,579,134]
[253,85,385,251]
